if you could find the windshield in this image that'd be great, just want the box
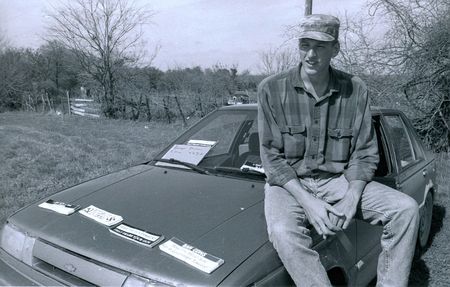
[154,109,264,179]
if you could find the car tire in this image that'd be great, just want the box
[415,191,433,257]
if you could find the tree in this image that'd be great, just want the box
[29,41,81,112]
[47,0,155,117]
[0,48,33,111]
[258,46,299,75]
[366,0,449,150]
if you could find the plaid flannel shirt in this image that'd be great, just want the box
[257,65,379,187]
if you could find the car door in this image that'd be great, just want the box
[382,113,428,203]
[355,112,431,285]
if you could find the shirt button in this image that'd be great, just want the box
[313,137,317,142]
[312,155,316,159]
[314,120,319,124]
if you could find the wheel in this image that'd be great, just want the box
[416,191,433,255]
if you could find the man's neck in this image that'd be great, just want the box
[300,67,331,100]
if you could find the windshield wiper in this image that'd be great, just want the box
[212,166,242,174]
[155,158,210,175]
[213,166,265,176]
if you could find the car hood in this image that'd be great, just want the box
[8,165,268,286]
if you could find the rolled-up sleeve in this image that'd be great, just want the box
[345,82,379,182]
[257,80,298,186]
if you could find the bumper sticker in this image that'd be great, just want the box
[110,224,164,248]
[159,237,224,274]
[38,199,80,215]
[79,205,123,226]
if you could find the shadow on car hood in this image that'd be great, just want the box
[8,165,268,286]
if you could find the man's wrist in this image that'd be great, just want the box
[347,180,366,200]
[283,178,315,206]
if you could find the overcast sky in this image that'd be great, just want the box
[1,0,370,73]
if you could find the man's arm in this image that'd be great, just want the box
[331,80,379,229]
[345,80,379,183]
[330,180,366,229]
[257,79,298,187]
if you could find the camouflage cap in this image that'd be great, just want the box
[298,14,340,41]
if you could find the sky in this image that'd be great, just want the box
[0,0,371,73]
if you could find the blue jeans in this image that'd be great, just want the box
[264,174,419,287]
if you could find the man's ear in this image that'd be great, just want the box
[332,41,340,58]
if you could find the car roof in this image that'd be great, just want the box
[219,104,401,115]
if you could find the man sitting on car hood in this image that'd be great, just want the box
[257,14,419,287]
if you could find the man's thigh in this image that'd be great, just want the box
[356,181,416,225]
[264,183,309,232]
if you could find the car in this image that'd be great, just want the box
[0,104,436,286]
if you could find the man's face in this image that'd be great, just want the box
[299,38,339,77]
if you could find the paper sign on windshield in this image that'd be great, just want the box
[159,237,224,274]
[161,140,216,165]
[187,140,216,147]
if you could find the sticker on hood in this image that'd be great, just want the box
[110,223,164,248]
[159,237,224,274]
[38,199,80,215]
[79,205,123,226]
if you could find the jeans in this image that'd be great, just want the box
[264,174,419,287]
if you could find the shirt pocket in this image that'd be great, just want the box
[327,128,353,161]
[281,124,307,158]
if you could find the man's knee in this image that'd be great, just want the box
[267,219,288,243]
[267,219,310,246]
[397,194,419,222]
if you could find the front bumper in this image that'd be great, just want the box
[0,248,61,286]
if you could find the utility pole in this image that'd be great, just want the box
[305,0,312,15]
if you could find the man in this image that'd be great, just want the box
[257,14,419,287]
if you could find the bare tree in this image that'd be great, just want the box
[47,0,155,117]
[258,46,299,75]
[366,0,450,150]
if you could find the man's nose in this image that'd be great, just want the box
[306,48,317,58]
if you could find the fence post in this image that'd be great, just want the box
[67,90,71,115]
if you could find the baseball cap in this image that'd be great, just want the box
[298,14,340,42]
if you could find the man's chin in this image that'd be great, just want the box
[302,66,321,76]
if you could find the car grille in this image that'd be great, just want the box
[32,239,129,286]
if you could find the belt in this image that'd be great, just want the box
[302,170,338,179]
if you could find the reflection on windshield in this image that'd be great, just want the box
[155,109,264,178]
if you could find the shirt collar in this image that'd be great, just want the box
[290,64,340,94]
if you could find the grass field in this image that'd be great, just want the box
[0,112,186,223]
[0,111,449,285]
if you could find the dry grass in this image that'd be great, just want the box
[0,112,185,223]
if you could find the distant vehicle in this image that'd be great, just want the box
[0,105,436,286]
[226,91,249,105]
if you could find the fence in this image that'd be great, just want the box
[67,93,101,118]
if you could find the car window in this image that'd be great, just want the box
[156,110,259,171]
[383,115,416,168]
[238,122,259,156]
[188,113,249,157]
[373,116,391,177]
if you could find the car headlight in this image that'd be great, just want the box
[123,274,174,287]
[0,223,36,265]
